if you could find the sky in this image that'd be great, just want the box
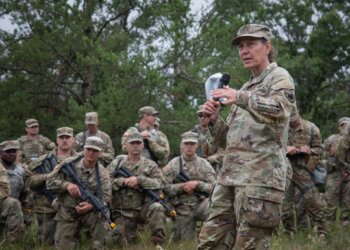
[0,0,212,33]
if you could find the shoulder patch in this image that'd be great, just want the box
[284,89,295,103]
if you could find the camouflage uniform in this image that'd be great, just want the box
[75,112,115,167]
[198,24,296,250]
[108,154,167,246]
[323,118,350,224]
[163,152,216,241]
[0,162,24,242]
[122,124,170,167]
[26,132,78,245]
[47,137,111,250]
[282,118,327,235]
[75,130,114,166]
[333,123,350,226]
[18,119,55,164]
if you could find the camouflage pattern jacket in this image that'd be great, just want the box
[122,124,170,167]
[46,157,111,221]
[0,162,10,200]
[108,155,164,217]
[335,128,350,173]
[162,155,215,215]
[75,129,115,166]
[191,125,218,158]
[18,134,55,164]
[210,63,296,203]
[25,150,79,214]
[287,118,323,172]
[323,134,342,173]
[0,159,24,199]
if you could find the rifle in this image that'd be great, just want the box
[32,153,57,202]
[113,166,176,219]
[177,157,209,198]
[59,156,117,231]
[176,171,209,198]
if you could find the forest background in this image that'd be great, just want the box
[1,0,350,157]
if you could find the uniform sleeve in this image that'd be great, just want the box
[195,161,216,194]
[0,164,10,199]
[25,155,50,189]
[162,159,184,196]
[310,123,323,156]
[43,137,55,152]
[100,167,111,204]
[107,157,126,191]
[100,135,115,166]
[235,73,295,124]
[137,160,164,190]
[335,137,350,171]
[46,162,71,192]
[209,115,230,149]
[148,131,170,167]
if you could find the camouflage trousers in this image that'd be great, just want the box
[324,170,350,226]
[198,184,281,250]
[54,210,109,250]
[0,197,24,242]
[112,202,166,246]
[282,167,327,235]
[173,198,209,241]
[36,212,56,245]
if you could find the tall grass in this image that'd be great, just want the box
[1,220,350,249]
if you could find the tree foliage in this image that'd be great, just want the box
[0,0,349,154]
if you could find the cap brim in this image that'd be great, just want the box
[84,145,102,151]
[128,139,143,143]
[182,139,198,143]
[57,133,73,137]
[27,123,39,128]
[231,33,268,46]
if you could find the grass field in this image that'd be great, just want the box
[1,219,350,250]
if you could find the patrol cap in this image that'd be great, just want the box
[127,131,143,143]
[57,127,74,137]
[181,131,199,143]
[84,136,104,151]
[138,106,158,118]
[232,23,271,46]
[196,105,205,114]
[25,118,39,128]
[0,140,20,151]
[338,117,350,126]
[85,112,98,125]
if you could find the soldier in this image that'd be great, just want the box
[25,127,78,244]
[198,23,296,249]
[18,118,55,164]
[47,136,111,249]
[75,112,115,167]
[0,161,24,242]
[108,130,166,248]
[333,121,350,226]
[162,131,215,241]
[281,111,327,237]
[0,140,29,235]
[0,140,25,200]
[122,106,170,168]
[191,105,224,172]
[324,117,350,224]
